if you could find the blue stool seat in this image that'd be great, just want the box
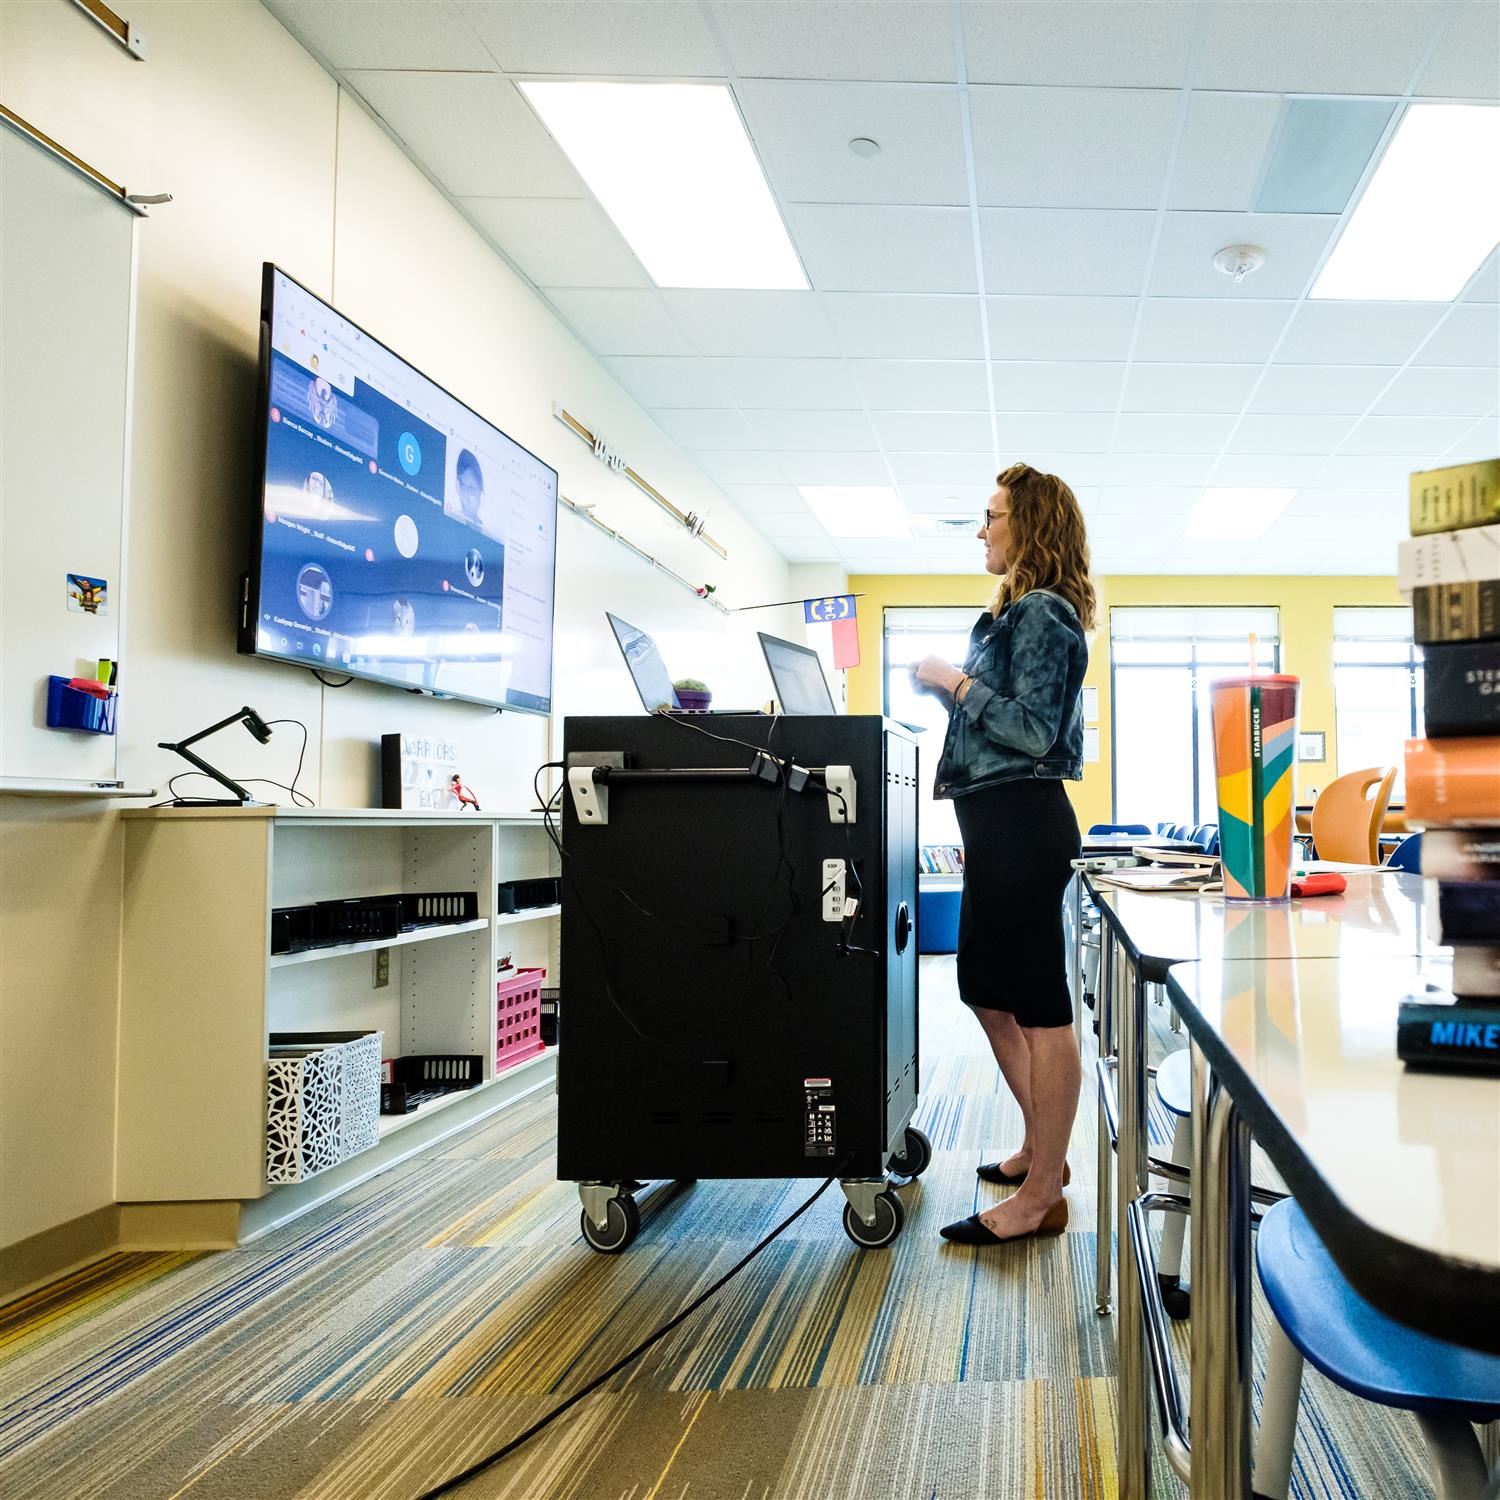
[918,887,961,954]
[1257,1199,1500,1423]
[1155,1048,1191,1118]
[1089,822,1151,836]
[1386,833,1422,872]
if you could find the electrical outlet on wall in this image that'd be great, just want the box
[822,858,846,922]
[373,948,390,988]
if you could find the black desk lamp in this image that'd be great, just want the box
[159,706,273,806]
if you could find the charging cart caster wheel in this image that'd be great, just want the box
[887,1126,932,1180]
[842,1191,905,1249]
[581,1194,640,1253]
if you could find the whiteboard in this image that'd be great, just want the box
[0,123,137,790]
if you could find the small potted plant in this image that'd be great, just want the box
[674,677,713,712]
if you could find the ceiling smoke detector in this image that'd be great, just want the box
[848,137,881,158]
[1212,244,1267,284]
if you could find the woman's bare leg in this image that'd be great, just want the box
[970,1005,1034,1173]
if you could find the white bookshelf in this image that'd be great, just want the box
[116,807,559,1227]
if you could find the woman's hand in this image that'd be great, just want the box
[910,655,966,699]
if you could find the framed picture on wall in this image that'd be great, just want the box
[1298,732,1326,763]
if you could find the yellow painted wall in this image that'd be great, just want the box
[848,573,1407,833]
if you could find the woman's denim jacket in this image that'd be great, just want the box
[933,589,1088,799]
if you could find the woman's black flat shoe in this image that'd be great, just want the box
[939,1199,1069,1244]
[976,1159,1071,1187]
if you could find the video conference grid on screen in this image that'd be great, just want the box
[252,269,558,712]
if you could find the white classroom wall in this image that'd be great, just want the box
[0,0,795,1262]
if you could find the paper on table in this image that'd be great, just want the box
[1092,866,1223,893]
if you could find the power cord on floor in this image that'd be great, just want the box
[413,1167,846,1499]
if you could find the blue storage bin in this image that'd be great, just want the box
[46,676,117,735]
[919,885,963,954]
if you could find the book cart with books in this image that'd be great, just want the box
[1396,459,1500,1070]
[115,806,560,1242]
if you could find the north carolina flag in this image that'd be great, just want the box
[830,616,860,669]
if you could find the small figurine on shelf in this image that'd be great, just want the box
[449,772,481,811]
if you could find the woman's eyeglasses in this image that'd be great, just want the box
[981,510,1007,527]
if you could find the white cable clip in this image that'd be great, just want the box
[825,765,856,824]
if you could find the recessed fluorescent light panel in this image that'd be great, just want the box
[520,81,807,291]
[1184,489,1296,541]
[799,486,910,539]
[1312,104,1500,301]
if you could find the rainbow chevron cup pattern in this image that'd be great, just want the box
[1210,674,1300,901]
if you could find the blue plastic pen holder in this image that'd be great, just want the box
[46,677,117,735]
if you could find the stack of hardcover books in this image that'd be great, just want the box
[1396,459,1500,1071]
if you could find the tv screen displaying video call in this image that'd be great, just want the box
[243,265,558,713]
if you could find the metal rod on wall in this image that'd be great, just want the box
[66,0,147,59]
[560,496,729,614]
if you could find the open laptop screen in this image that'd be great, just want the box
[758,632,837,715]
[607,612,681,712]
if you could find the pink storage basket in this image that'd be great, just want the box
[496,966,546,1073]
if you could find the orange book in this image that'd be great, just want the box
[1405,737,1500,824]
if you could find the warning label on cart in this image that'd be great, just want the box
[803,1078,836,1157]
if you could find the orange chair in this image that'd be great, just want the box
[1310,766,1398,866]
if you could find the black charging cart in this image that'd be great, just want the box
[558,714,929,1251]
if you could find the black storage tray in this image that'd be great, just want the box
[270,905,315,955]
[399,891,479,930]
[311,896,403,946]
[497,876,560,913]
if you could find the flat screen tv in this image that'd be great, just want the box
[239,265,558,713]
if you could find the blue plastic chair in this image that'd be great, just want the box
[1254,1198,1500,1499]
[1156,822,1175,836]
[1189,823,1218,852]
[1386,833,1422,872]
[1088,823,1151,836]
[1169,823,1193,841]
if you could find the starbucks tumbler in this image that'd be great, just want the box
[1209,673,1300,901]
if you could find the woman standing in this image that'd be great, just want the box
[909,462,1094,1245]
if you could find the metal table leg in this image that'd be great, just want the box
[1190,1040,1255,1500]
[1115,946,1152,1500]
[1095,927,1116,1315]
[1070,870,1086,1044]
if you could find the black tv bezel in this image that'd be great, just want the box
[238,262,559,715]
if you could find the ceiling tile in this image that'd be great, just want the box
[693,449,787,484]
[456,0,724,73]
[873,411,995,451]
[985,296,1138,361]
[544,288,694,354]
[1019,454,1110,486]
[606,356,731,408]
[990,363,1125,411]
[969,87,1179,209]
[994,413,1115,451]
[1195,3,1445,94]
[788,204,977,293]
[747,409,879,450]
[1168,93,1284,211]
[1443,415,1500,464]
[1225,414,1359,454]
[888,452,997,485]
[1373,367,1498,418]
[658,291,836,356]
[344,72,583,197]
[708,358,862,409]
[1122,363,1262,413]
[1466,251,1500,304]
[1148,213,1339,299]
[756,511,832,538]
[1306,453,1419,489]
[824,295,984,358]
[721,484,812,514]
[1207,454,1326,487]
[1276,303,1446,365]
[1112,413,1237,454]
[980,209,1156,296]
[1410,305,1500,368]
[1106,453,1217,486]
[709,1,955,82]
[651,408,764,448]
[1338,415,1481,455]
[1413,3,1500,98]
[1134,299,1293,362]
[1249,364,1400,414]
[960,2,1195,87]
[853,360,990,410]
[776,451,892,484]
[737,81,967,206]
[264,1,494,70]
[463,198,648,287]
[1092,486,1204,517]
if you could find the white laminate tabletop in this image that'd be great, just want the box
[1167,956,1500,1273]
[1092,870,1447,970]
